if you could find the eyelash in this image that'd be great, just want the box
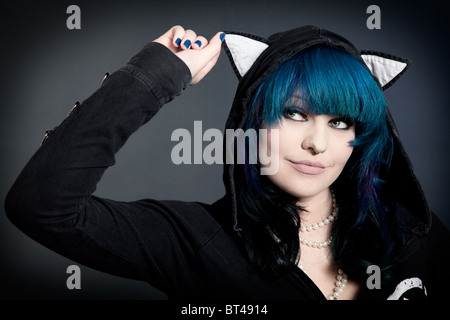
[283,108,354,130]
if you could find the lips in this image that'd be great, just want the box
[289,160,326,175]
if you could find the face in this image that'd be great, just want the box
[260,104,355,202]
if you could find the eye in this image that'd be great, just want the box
[284,109,307,121]
[328,118,354,130]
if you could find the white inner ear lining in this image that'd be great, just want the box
[361,54,407,87]
[225,34,269,77]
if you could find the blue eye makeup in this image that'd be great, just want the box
[283,107,307,121]
[283,106,355,130]
[328,117,355,130]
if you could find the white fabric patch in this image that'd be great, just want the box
[362,54,407,87]
[225,34,269,77]
[387,277,427,300]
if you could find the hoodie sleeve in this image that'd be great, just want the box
[3,42,207,292]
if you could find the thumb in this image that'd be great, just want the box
[201,32,225,61]
[178,32,225,85]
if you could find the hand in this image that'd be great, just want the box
[153,25,224,85]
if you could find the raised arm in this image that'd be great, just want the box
[4,26,223,292]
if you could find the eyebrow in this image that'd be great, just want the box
[287,94,302,102]
[285,96,309,112]
[285,97,302,108]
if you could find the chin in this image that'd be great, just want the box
[279,184,327,200]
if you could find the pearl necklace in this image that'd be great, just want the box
[297,262,349,300]
[300,191,337,232]
[298,191,337,249]
[329,269,349,300]
[297,190,348,299]
[299,235,332,249]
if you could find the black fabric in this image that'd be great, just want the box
[5,27,450,300]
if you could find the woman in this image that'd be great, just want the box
[5,25,450,300]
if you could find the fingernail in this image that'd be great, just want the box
[220,33,226,42]
[183,40,191,49]
[175,38,181,46]
[194,40,202,48]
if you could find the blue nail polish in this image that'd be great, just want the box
[183,40,191,49]
[175,38,181,46]
[220,33,225,42]
[194,40,202,48]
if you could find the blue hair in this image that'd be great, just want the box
[237,45,402,280]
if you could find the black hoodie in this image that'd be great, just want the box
[5,26,450,300]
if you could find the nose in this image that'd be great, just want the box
[301,122,328,155]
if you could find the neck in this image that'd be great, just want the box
[297,189,334,225]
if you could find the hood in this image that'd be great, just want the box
[221,25,431,245]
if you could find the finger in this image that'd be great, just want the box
[189,33,224,85]
[171,25,186,47]
[180,29,197,50]
[153,25,185,50]
[191,36,208,50]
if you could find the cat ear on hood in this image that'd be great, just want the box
[223,31,411,90]
[360,51,411,90]
[222,32,269,80]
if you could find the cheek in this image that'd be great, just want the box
[264,123,298,157]
[339,144,354,164]
[259,125,286,158]
[331,135,355,167]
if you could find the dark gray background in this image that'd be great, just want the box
[1,0,448,299]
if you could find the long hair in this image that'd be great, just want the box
[235,45,403,282]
